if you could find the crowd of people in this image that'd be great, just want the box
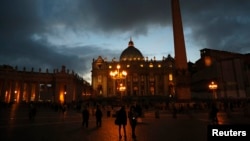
[2,99,250,140]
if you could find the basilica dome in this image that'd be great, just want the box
[120,39,144,61]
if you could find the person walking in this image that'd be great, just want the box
[95,105,103,127]
[115,105,127,139]
[128,105,138,139]
[82,106,90,128]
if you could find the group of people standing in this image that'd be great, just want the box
[115,105,139,140]
[81,104,140,140]
[81,105,103,128]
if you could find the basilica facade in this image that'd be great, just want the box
[92,40,177,99]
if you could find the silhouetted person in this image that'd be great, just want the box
[62,103,67,114]
[209,103,218,125]
[135,104,142,117]
[115,106,127,139]
[95,105,103,127]
[29,102,36,121]
[82,106,89,127]
[172,105,177,119]
[128,106,138,139]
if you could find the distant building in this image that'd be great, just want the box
[191,48,250,99]
[0,65,91,103]
[92,39,177,99]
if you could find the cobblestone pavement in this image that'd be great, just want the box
[1,105,250,141]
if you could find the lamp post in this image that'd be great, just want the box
[64,91,67,103]
[208,81,218,100]
[109,64,127,102]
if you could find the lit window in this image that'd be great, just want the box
[109,65,112,69]
[158,64,161,68]
[149,63,153,68]
[169,74,173,81]
[204,56,212,66]
[127,64,130,68]
[140,64,143,67]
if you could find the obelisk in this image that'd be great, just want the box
[171,0,191,100]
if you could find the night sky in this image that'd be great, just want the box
[1,0,249,83]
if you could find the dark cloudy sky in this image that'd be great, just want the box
[1,0,249,83]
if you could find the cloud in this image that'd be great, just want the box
[180,0,250,53]
[1,0,250,83]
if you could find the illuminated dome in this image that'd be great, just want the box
[120,39,144,61]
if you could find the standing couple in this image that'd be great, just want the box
[115,105,138,139]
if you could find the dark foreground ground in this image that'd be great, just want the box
[1,104,250,141]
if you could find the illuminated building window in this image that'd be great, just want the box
[169,74,173,81]
[140,64,143,67]
[204,56,212,66]
[127,64,130,68]
[158,64,161,68]
[109,65,112,69]
[149,63,153,68]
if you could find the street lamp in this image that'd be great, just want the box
[110,65,127,79]
[208,81,218,100]
[109,64,127,101]
[64,91,67,103]
[119,83,126,92]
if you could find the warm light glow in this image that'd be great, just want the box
[208,81,218,100]
[149,63,153,68]
[117,64,120,69]
[205,56,212,66]
[110,65,127,79]
[59,93,64,103]
[169,74,173,81]
[208,81,218,90]
[119,83,126,91]
[110,65,127,97]
[122,71,127,76]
